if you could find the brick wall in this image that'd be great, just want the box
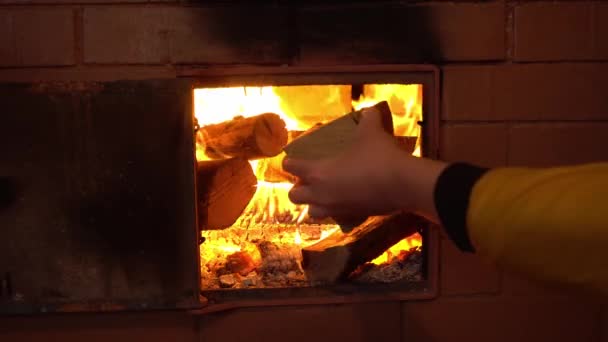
[1,1,607,342]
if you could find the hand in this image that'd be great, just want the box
[283,107,420,220]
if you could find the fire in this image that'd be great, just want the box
[370,232,423,265]
[195,84,423,272]
[352,84,422,157]
[294,228,303,245]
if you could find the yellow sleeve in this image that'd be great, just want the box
[468,163,608,295]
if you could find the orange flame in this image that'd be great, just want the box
[369,232,423,265]
[352,84,423,156]
[294,228,303,245]
[195,84,423,269]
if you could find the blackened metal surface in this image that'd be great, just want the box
[0,80,200,314]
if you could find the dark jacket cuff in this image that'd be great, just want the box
[433,163,489,253]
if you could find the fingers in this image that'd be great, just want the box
[357,106,391,139]
[308,205,331,219]
[358,107,383,130]
[288,185,315,205]
[289,186,331,218]
[283,157,313,182]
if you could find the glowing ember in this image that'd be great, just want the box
[195,84,424,287]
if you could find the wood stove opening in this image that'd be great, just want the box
[189,66,440,306]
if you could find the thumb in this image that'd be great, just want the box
[283,157,314,182]
[356,104,392,138]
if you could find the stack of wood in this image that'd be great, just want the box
[197,113,288,160]
[196,113,288,230]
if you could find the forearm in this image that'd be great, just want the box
[393,155,448,223]
[468,164,608,294]
[430,162,608,295]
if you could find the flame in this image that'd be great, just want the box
[352,84,423,157]
[195,84,424,274]
[369,232,423,265]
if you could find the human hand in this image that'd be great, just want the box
[283,107,418,220]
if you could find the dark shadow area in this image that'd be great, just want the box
[294,4,441,64]
[72,183,179,299]
[0,80,198,312]
[175,2,440,64]
[0,178,18,211]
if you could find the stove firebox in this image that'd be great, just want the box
[190,65,440,311]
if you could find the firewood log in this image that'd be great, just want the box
[283,101,393,160]
[198,113,288,160]
[301,211,426,283]
[197,158,257,230]
[258,152,297,183]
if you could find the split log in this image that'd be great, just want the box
[283,101,394,160]
[197,158,257,230]
[301,211,427,283]
[198,113,288,160]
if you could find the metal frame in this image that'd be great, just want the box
[182,64,441,313]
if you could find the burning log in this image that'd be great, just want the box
[257,152,297,183]
[198,113,288,160]
[197,158,257,230]
[301,212,426,283]
[225,251,258,276]
[283,101,393,160]
[259,131,306,183]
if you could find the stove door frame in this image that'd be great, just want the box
[184,64,441,313]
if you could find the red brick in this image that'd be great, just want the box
[502,271,590,297]
[429,3,505,61]
[442,64,608,121]
[441,66,494,121]
[83,7,288,65]
[508,123,608,167]
[0,312,198,342]
[514,3,594,61]
[402,296,602,342]
[440,123,508,167]
[0,66,177,82]
[297,3,504,65]
[596,3,608,59]
[603,307,608,342]
[440,238,500,296]
[0,0,156,3]
[198,302,401,342]
[0,8,74,66]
